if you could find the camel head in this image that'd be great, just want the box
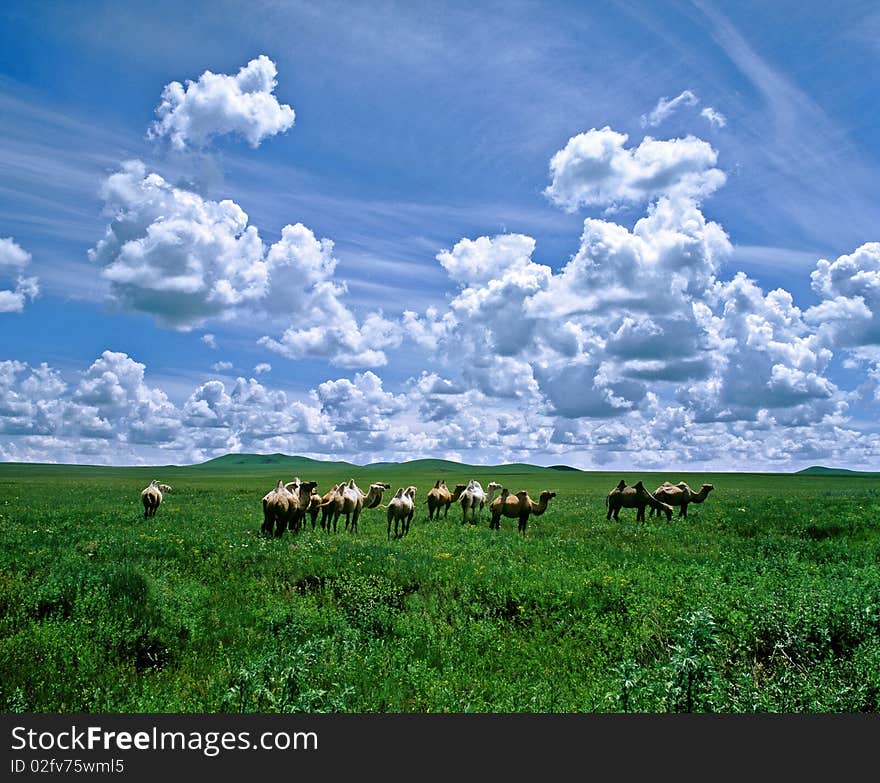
[534,490,556,512]
[487,481,502,492]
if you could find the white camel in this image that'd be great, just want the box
[459,480,502,525]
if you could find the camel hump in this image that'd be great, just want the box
[276,479,284,489]
[634,480,644,488]
[393,487,404,498]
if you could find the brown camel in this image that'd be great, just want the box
[426,480,467,521]
[318,483,344,533]
[261,480,300,537]
[650,481,715,519]
[305,486,323,529]
[489,488,557,534]
[284,479,317,532]
[605,480,673,523]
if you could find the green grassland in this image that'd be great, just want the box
[2,456,880,713]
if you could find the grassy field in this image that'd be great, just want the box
[2,455,880,713]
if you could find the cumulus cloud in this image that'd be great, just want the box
[259,301,402,367]
[89,161,393,366]
[73,350,180,445]
[437,233,537,286]
[640,90,699,127]
[212,361,233,372]
[253,362,272,374]
[806,242,880,348]
[89,160,268,328]
[148,55,295,150]
[0,236,39,313]
[201,333,218,349]
[678,273,841,422]
[543,127,726,212]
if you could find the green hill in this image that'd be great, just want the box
[191,453,357,471]
[193,454,570,475]
[796,465,879,476]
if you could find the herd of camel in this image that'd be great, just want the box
[139,476,714,538]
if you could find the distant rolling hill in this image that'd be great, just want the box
[796,465,880,477]
[192,453,357,471]
[192,453,574,475]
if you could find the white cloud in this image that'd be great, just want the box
[640,90,698,127]
[436,233,536,286]
[0,237,32,269]
[201,333,218,349]
[148,55,295,150]
[543,127,726,212]
[700,107,727,128]
[0,237,39,314]
[806,242,880,400]
[807,242,880,348]
[212,361,233,372]
[89,160,268,328]
[72,350,180,445]
[259,299,402,367]
[678,273,840,422]
[253,362,272,374]
[89,161,394,366]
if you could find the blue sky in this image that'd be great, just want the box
[1,0,879,470]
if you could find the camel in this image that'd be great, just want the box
[337,479,390,533]
[459,480,502,525]
[489,488,557,534]
[426,480,467,521]
[261,480,299,537]
[141,480,163,518]
[386,486,417,539]
[306,487,323,529]
[283,479,317,533]
[318,484,344,532]
[605,480,673,523]
[650,481,715,519]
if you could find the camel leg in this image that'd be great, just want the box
[518,513,528,535]
[680,504,688,518]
